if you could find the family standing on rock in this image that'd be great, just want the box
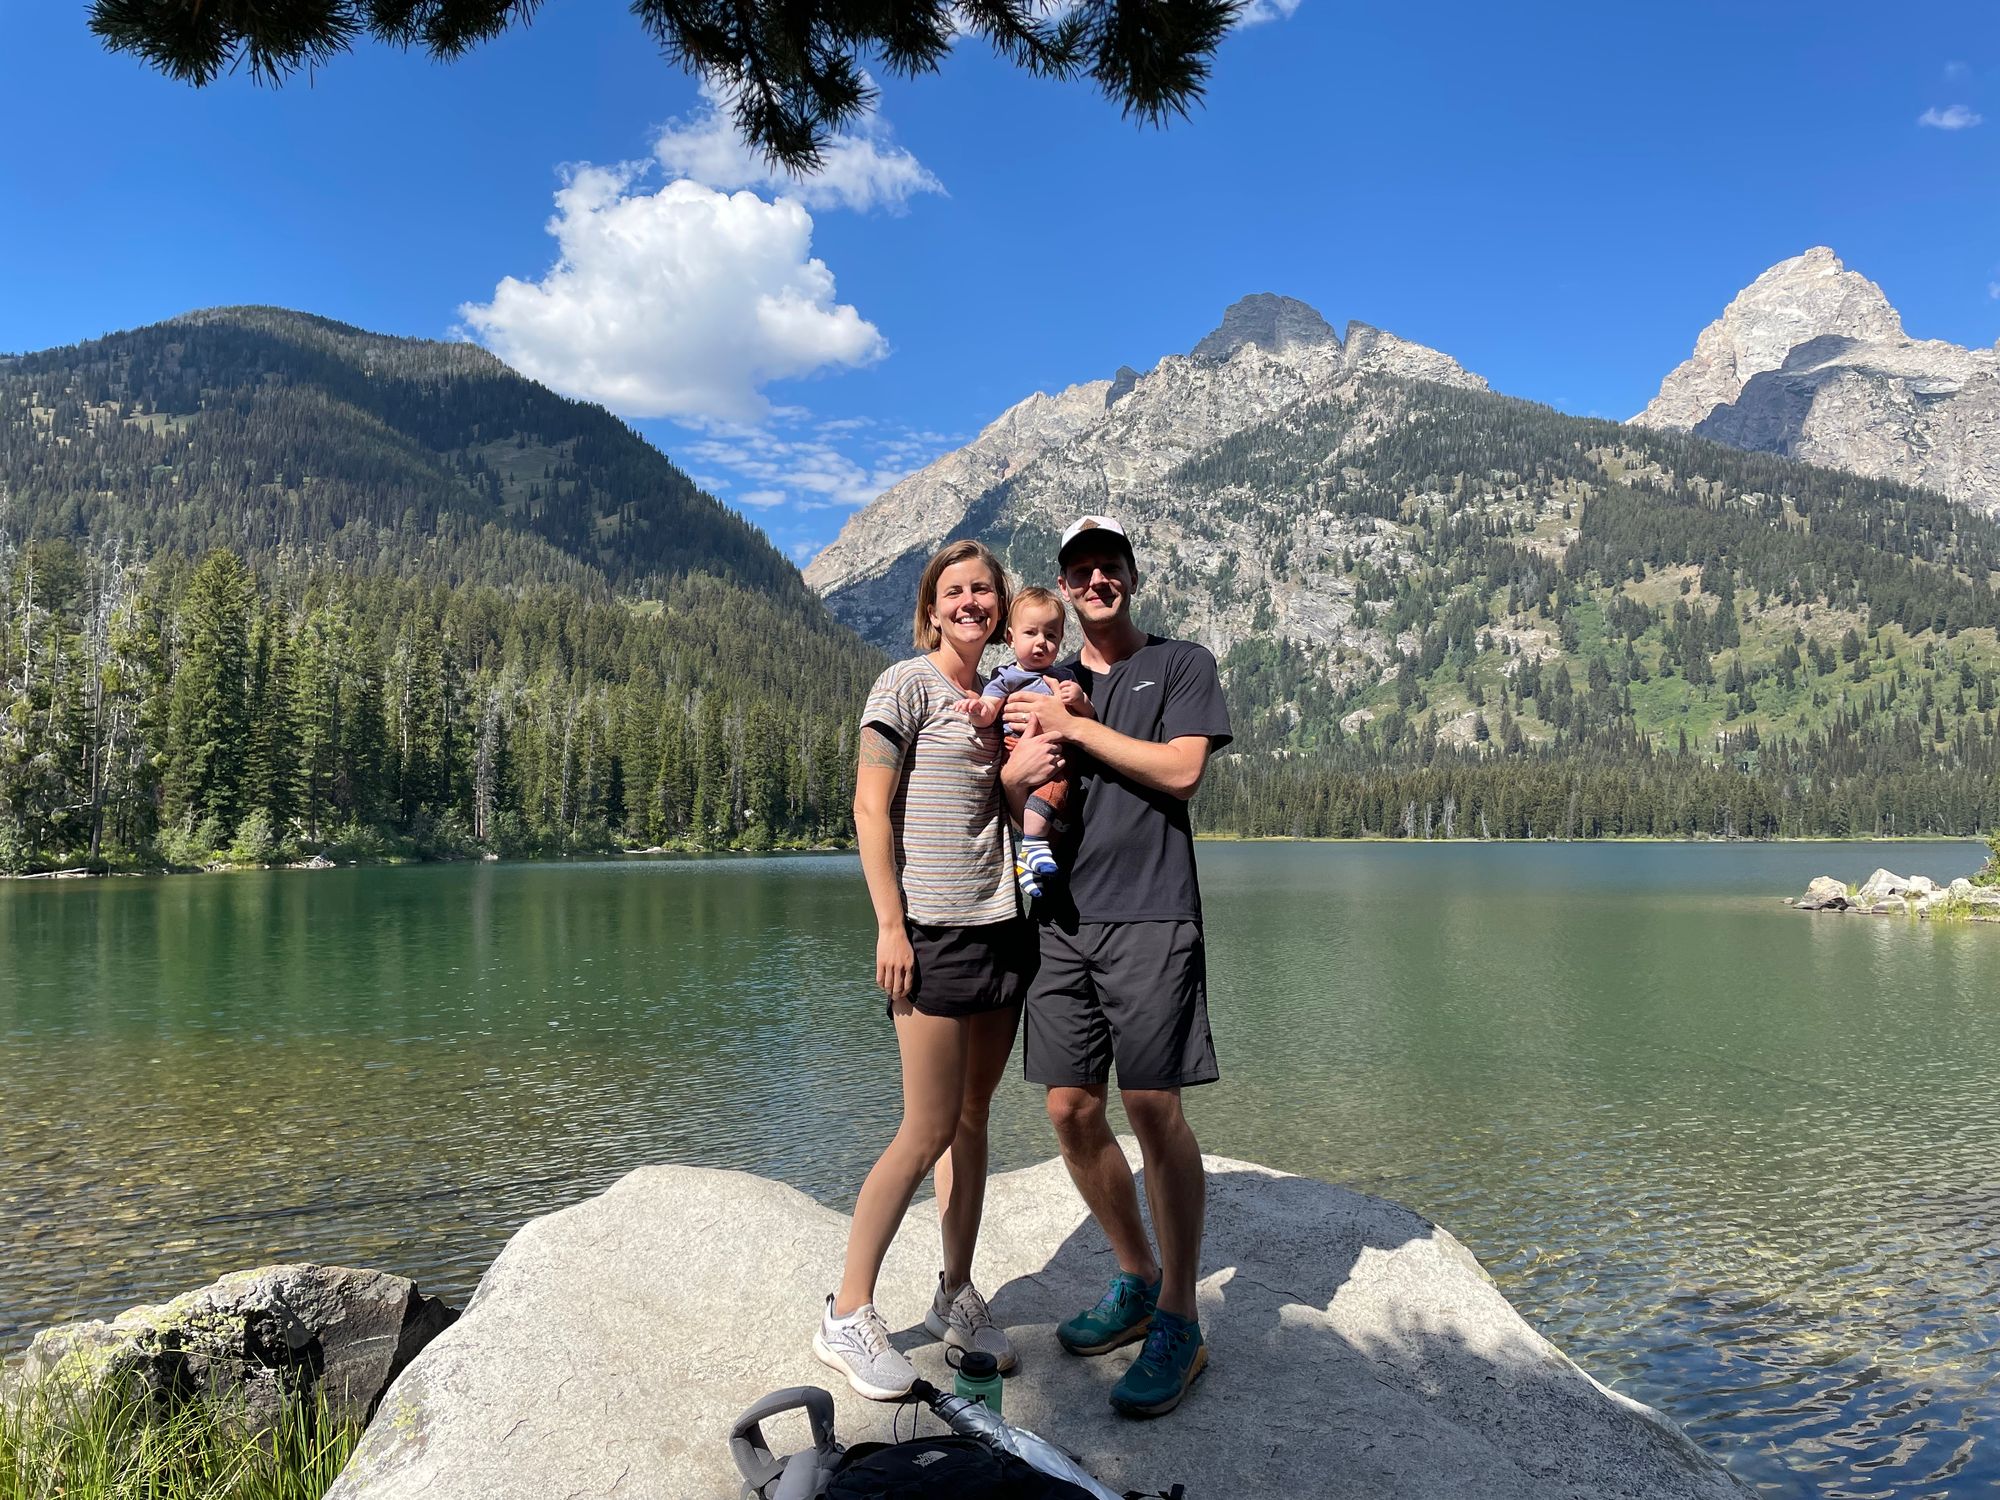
[815,517,1232,1421]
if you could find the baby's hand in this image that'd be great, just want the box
[955,695,1000,727]
[1053,679,1096,720]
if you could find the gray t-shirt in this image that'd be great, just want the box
[861,656,1018,926]
[1047,636,1232,925]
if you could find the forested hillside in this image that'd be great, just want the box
[0,309,873,871]
[1168,382,2000,837]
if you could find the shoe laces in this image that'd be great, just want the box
[1135,1315,1193,1374]
[845,1307,892,1357]
[948,1280,994,1332]
[1094,1274,1142,1317]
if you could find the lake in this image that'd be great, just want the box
[2,841,1995,1496]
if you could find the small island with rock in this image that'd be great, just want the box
[1791,835,2000,919]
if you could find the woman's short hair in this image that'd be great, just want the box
[913,539,1012,651]
[1009,586,1065,630]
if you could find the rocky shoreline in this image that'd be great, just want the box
[1790,865,2000,919]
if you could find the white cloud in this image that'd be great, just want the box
[1988,281,2000,300]
[1918,104,1983,130]
[460,166,886,423]
[1238,0,1304,22]
[653,82,943,213]
[1944,61,1971,81]
[679,418,955,513]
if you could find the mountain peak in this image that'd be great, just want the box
[1634,247,1902,429]
[1636,250,2000,513]
[1190,294,1337,362]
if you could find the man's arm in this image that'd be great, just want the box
[1005,689,1211,801]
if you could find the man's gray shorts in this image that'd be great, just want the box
[1022,920,1220,1091]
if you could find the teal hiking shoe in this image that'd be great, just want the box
[1056,1270,1159,1356]
[1110,1307,1207,1418]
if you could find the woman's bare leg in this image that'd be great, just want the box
[834,1009,969,1317]
[936,1004,1022,1288]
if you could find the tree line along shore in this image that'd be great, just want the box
[3,539,1997,876]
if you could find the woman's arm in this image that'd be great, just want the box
[853,725,915,1004]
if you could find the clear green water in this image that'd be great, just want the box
[3,842,1996,1497]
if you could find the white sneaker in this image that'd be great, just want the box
[923,1275,1018,1373]
[813,1296,918,1401]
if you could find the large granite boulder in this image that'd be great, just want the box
[20,1265,456,1430]
[1854,868,1913,905]
[1796,875,1850,910]
[329,1152,1751,1500]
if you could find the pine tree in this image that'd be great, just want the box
[161,549,256,831]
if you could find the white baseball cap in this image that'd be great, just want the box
[1057,514,1135,566]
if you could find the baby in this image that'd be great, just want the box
[956,587,1074,899]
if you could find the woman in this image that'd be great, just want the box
[814,539,1049,1400]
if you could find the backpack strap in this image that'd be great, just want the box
[729,1387,838,1497]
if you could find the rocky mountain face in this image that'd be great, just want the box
[805,294,1487,651]
[1634,248,2000,516]
[1188,293,1337,361]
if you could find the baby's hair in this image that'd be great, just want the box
[1009,587,1065,634]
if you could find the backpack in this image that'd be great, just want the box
[729,1385,1184,1500]
[825,1436,1101,1499]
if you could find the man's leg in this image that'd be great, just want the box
[1119,1087,1204,1320]
[1045,1084,1160,1282]
[1093,919,1217,1345]
[1025,923,1160,1357]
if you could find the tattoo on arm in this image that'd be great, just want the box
[859,724,905,770]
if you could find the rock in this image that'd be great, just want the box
[20,1265,456,1430]
[1906,875,1938,897]
[1105,364,1142,407]
[330,1152,1750,1500]
[1967,885,2000,909]
[1797,875,1849,910]
[1635,247,2000,517]
[1949,877,1975,901]
[1854,868,1913,905]
[1190,293,1339,362]
[1870,898,1908,915]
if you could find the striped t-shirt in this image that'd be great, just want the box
[862,656,1018,926]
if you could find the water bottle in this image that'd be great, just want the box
[952,1349,1003,1416]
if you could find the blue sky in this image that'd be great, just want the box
[3,3,1995,565]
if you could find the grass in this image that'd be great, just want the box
[0,1380,360,1500]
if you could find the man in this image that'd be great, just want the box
[1000,514,1231,1419]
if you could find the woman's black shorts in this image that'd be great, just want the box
[895,918,1037,1019]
